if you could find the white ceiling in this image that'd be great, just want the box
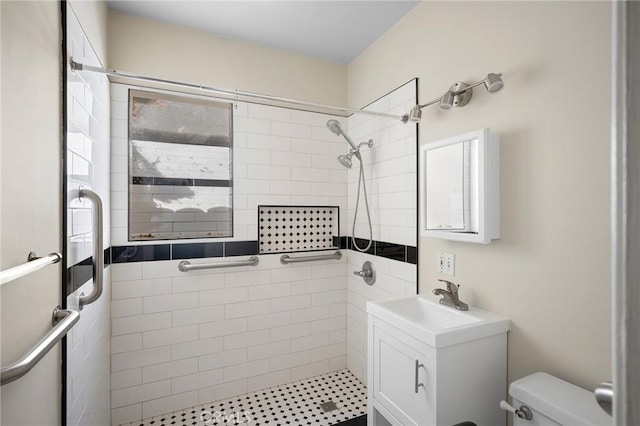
[106,1,420,64]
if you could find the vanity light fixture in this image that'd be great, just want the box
[404,73,504,122]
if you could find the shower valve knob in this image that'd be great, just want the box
[353,261,376,286]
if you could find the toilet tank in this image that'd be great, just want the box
[509,372,612,426]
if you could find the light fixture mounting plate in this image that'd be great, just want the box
[450,82,473,108]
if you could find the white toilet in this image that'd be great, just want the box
[505,372,612,426]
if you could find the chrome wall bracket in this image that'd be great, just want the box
[450,82,473,107]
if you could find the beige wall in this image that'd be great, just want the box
[348,1,612,391]
[1,2,62,424]
[107,11,347,106]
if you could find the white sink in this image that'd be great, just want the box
[367,295,510,347]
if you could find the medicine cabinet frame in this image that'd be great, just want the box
[419,128,500,244]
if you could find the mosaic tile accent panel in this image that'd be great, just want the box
[120,369,366,426]
[259,206,339,254]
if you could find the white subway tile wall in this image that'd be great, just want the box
[107,81,418,424]
[67,16,111,266]
[65,5,112,426]
[345,81,419,384]
[346,80,418,247]
[109,254,347,424]
[346,250,416,384]
[110,84,349,245]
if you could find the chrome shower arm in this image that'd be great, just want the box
[357,139,374,149]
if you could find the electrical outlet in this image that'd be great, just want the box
[438,252,455,276]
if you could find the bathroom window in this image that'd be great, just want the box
[128,90,233,240]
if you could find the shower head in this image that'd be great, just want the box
[338,147,367,168]
[326,119,343,136]
[337,153,353,169]
[337,149,360,169]
[326,119,359,153]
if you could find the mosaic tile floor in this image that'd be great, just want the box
[122,369,367,426]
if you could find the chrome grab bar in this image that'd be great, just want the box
[178,256,259,272]
[1,307,80,385]
[280,250,342,265]
[78,189,103,310]
[0,252,62,286]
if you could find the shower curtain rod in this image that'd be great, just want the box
[70,59,408,122]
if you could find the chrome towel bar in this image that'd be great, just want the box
[178,256,259,272]
[78,188,104,310]
[1,306,80,385]
[280,250,342,265]
[0,252,62,286]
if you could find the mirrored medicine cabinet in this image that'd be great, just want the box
[419,128,500,244]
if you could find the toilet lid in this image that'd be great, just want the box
[510,372,612,426]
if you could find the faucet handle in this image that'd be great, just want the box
[437,279,459,293]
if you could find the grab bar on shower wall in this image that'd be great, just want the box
[280,250,342,265]
[1,306,80,385]
[178,256,259,272]
[0,252,62,286]
[78,188,103,310]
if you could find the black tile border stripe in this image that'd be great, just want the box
[66,238,416,295]
[131,176,231,187]
[68,239,416,266]
[225,240,259,257]
[172,242,223,260]
[112,245,171,263]
[66,247,112,294]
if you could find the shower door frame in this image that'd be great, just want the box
[612,1,639,424]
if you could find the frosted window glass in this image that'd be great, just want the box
[128,90,233,241]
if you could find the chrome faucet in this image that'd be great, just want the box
[432,279,469,311]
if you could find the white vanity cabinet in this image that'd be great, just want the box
[370,319,436,425]
[367,296,509,426]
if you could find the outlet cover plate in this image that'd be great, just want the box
[438,252,455,276]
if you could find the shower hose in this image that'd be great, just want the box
[351,157,373,252]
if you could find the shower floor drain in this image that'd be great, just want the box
[319,401,339,412]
